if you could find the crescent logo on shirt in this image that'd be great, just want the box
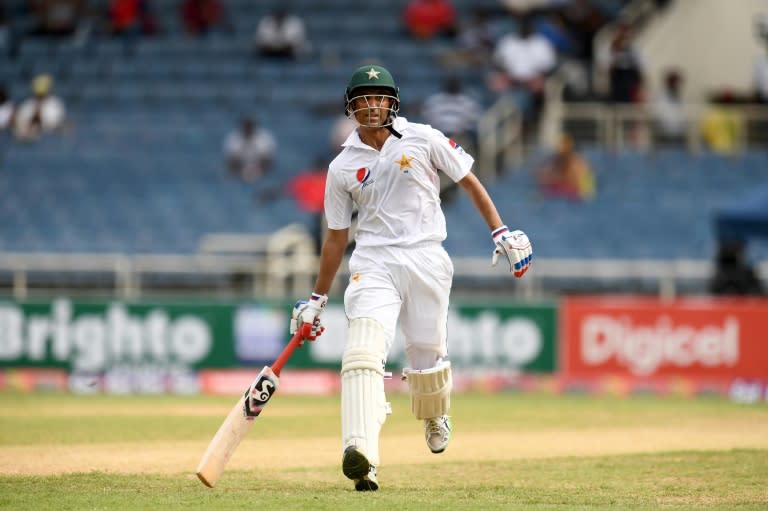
[356,167,374,188]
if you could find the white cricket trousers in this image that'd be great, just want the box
[344,242,454,370]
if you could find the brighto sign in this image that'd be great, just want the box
[0,299,212,371]
[580,315,739,375]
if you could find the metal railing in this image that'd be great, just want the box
[553,101,768,153]
[0,223,318,300]
[477,95,523,182]
[3,246,764,300]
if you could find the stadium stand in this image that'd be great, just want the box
[1,0,767,298]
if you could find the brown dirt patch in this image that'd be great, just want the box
[2,423,767,476]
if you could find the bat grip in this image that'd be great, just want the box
[271,324,311,376]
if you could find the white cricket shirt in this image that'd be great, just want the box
[325,117,473,248]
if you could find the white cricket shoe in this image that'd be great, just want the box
[342,446,379,491]
[424,415,452,454]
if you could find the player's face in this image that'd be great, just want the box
[350,87,395,127]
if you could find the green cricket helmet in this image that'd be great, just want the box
[344,65,400,126]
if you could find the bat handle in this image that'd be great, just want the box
[271,325,310,376]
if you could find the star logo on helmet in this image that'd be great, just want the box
[366,67,380,80]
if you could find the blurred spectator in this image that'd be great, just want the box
[181,0,231,37]
[224,117,276,182]
[699,93,743,155]
[536,10,578,57]
[487,16,556,132]
[286,156,328,252]
[108,0,156,37]
[0,85,14,132]
[605,23,645,103]
[421,76,481,203]
[253,8,309,59]
[329,114,357,153]
[0,3,18,57]
[30,0,86,37]
[488,16,556,94]
[535,133,595,202]
[561,0,608,62]
[13,74,66,142]
[651,69,688,146]
[710,240,764,296]
[441,6,497,68]
[0,84,14,165]
[754,48,768,103]
[403,0,457,40]
[257,156,328,252]
[753,14,768,103]
[421,76,481,151]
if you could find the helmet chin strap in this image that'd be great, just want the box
[385,116,402,138]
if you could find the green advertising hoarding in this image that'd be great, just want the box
[0,298,556,376]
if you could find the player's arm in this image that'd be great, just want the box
[290,227,348,339]
[458,171,533,278]
[314,227,349,295]
[457,171,503,230]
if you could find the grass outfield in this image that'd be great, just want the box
[1,392,767,510]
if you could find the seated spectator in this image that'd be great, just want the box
[257,156,328,252]
[651,69,688,146]
[561,0,608,63]
[329,114,357,153]
[108,0,156,37]
[488,16,556,93]
[754,47,768,103]
[752,45,768,103]
[223,117,276,182]
[285,156,328,252]
[421,76,481,151]
[253,8,309,59]
[0,85,14,132]
[440,6,497,68]
[699,92,743,155]
[0,4,18,57]
[535,133,595,202]
[13,74,66,142]
[487,16,556,133]
[403,0,457,40]
[0,85,14,166]
[181,0,231,37]
[31,0,86,37]
[753,16,768,103]
[605,23,645,103]
[710,240,764,296]
[421,76,481,203]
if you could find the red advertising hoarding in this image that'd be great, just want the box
[562,297,768,380]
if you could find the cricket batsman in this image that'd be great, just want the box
[290,64,532,491]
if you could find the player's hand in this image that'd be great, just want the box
[491,225,532,278]
[290,293,328,341]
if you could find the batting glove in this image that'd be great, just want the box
[491,225,533,278]
[290,293,328,341]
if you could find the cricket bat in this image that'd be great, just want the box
[196,326,309,488]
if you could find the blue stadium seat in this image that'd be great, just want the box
[5,2,767,261]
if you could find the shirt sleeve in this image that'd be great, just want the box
[323,167,354,230]
[428,126,474,183]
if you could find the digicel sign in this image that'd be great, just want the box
[562,297,768,379]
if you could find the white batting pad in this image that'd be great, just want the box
[341,318,388,466]
[403,359,452,420]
